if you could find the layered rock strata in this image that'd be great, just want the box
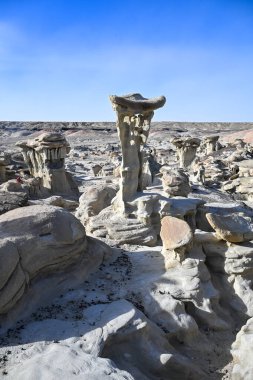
[0,205,109,316]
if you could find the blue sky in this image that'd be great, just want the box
[0,0,253,121]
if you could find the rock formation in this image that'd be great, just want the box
[2,300,203,380]
[79,93,170,246]
[0,191,28,215]
[171,137,201,168]
[206,212,253,243]
[202,135,220,155]
[0,152,10,183]
[160,216,193,265]
[0,153,7,183]
[231,317,253,379]
[109,93,166,211]
[0,205,109,317]
[3,105,253,379]
[16,132,78,197]
[75,183,118,225]
[223,159,253,200]
[161,166,190,197]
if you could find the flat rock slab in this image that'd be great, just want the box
[237,159,253,168]
[206,212,253,243]
[160,216,193,250]
[0,191,28,215]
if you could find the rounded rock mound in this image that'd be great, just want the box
[0,205,88,315]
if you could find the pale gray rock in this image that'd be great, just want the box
[76,184,118,225]
[87,206,157,246]
[0,205,108,316]
[171,137,201,168]
[4,300,203,380]
[160,215,193,264]
[98,164,115,177]
[202,135,219,155]
[87,197,204,246]
[231,317,253,380]
[161,167,190,197]
[203,238,253,318]
[206,212,253,243]
[0,191,28,215]
[4,344,135,380]
[28,195,79,211]
[237,159,253,177]
[109,93,166,212]
[196,202,253,232]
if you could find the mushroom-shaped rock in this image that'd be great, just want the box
[171,137,201,169]
[16,132,78,197]
[109,93,166,209]
[206,212,253,243]
[202,135,219,155]
[109,93,166,114]
[160,216,193,265]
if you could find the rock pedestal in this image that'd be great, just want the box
[171,137,201,169]
[17,132,78,197]
[160,216,193,266]
[202,135,219,155]
[78,94,205,246]
[109,93,166,213]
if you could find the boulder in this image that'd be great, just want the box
[0,191,28,215]
[160,216,193,265]
[160,216,193,250]
[161,167,190,197]
[76,184,117,225]
[0,205,107,315]
[206,212,253,243]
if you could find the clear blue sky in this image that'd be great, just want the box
[0,0,253,121]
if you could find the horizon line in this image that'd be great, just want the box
[1,120,253,124]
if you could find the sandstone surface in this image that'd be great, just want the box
[0,205,108,316]
[206,212,253,243]
[160,215,193,250]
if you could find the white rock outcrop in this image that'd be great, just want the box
[231,317,253,380]
[3,300,203,380]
